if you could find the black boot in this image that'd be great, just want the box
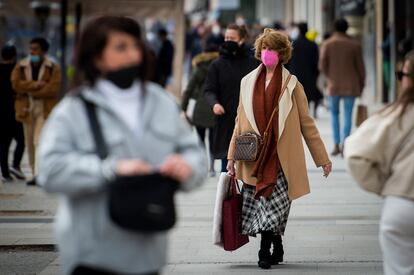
[271,234,284,265]
[258,231,272,269]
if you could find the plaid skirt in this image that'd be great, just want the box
[241,169,291,236]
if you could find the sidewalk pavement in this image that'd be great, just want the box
[0,107,384,275]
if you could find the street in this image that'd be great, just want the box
[0,107,384,275]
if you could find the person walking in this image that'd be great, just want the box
[287,22,323,118]
[155,29,174,87]
[345,50,414,275]
[11,37,61,185]
[182,44,219,177]
[204,24,260,172]
[0,45,26,182]
[37,16,206,275]
[227,28,332,269]
[319,18,365,156]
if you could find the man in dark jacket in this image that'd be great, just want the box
[204,24,260,172]
[0,45,26,182]
[155,29,174,87]
[287,22,322,118]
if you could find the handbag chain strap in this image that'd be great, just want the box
[263,74,292,137]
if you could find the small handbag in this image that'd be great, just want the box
[80,95,179,232]
[234,133,264,161]
[356,104,368,127]
[234,75,291,161]
[222,176,249,251]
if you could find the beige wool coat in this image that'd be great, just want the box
[228,65,331,200]
[344,106,414,200]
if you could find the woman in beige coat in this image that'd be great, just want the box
[227,28,332,269]
[345,50,414,275]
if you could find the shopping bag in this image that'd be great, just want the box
[222,176,249,251]
[212,172,231,246]
[186,98,197,121]
[356,104,368,127]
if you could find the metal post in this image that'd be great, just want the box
[60,0,67,97]
[75,2,82,45]
[389,0,396,101]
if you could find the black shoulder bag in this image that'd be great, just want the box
[79,95,179,233]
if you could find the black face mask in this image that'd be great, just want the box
[105,64,140,89]
[220,41,240,56]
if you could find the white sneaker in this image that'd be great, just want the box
[9,167,26,180]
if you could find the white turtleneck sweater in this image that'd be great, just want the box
[96,79,142,138]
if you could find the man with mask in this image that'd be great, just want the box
[204,24,260,172]
[11,37,61,185]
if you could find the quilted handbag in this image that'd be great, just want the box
[234,133,263,161]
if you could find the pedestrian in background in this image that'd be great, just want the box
[37,16,206,275]
[155,29,174,87]
[287,22,323,118]
[0,45,26,182]
[345,50,414,275]
[11,37,61,185]
[227,28,332,269]
[204,24,260,172]
[319,18,365,156]
[182,43,219,177]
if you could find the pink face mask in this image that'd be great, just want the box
[261,49,279,67]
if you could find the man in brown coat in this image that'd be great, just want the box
[319,18,365,156]
[11,37,61,185]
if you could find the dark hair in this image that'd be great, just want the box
[73,16,153,87]
[158,29,168,37]
[226,24,248,40]
[380,50,414,126]
[334,18,349,33]
[30,37,50,52]
[272,21,285,31]
[298,22,308,36]
[1,45,17,60]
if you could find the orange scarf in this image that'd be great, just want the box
[252,64,282,199]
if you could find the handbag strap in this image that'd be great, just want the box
[78,94,109,160]
[227,176,241,197]
[263,74,292,136]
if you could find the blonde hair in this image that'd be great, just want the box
[254,28,292,64]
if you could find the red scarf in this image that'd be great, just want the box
[252,64,282,199]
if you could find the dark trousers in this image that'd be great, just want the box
[72,266,158,275]
[0,121,25,177]
[195,127,214,153]
[195,127,215,172]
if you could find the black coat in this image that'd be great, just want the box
[287,35,323,102]
[204,45,260,159]
[0,63,17,125]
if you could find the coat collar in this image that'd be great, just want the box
[240,64,297,139]
[81,82,156,131]
[19,56,53,68]
[19,56,54,81]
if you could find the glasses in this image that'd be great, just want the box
[396,71,412,81]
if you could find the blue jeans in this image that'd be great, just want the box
[328,96,356,145]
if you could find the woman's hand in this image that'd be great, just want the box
[227,160,235,176]
[159,154,193,183]
[213,104,225,115]
[322,162,332,178]
[116,159,154,176]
